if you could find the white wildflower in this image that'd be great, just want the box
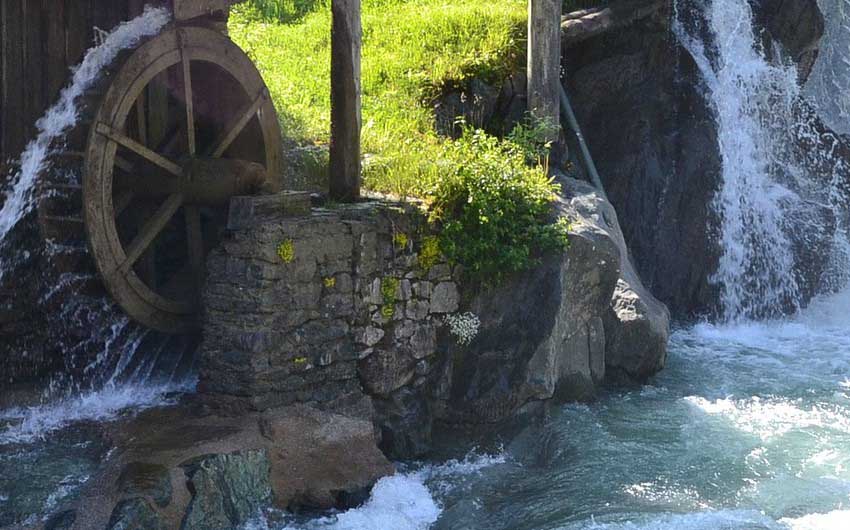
[443,312,480,346]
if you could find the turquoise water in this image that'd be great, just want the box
[263,289,850,530]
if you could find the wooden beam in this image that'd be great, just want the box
[561,0,665,48]
[528,0,561,141]
[329,0,362,202]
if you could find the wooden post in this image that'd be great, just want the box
[329,0,362,202]
[528,0,561,141]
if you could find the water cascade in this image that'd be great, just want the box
[673,0,850,321]
[0,6,194,440]
[0,6,171,270]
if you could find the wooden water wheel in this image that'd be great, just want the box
[86,25,283,333]
[40,21,283,334]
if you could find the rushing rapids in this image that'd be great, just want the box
[4,0,850,528]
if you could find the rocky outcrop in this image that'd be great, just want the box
[441,178,669,423]
[753,0,825,82]
[562,0,829,318]
[199,192,669,456]
[564,0,722,318]
[60,402,393,530]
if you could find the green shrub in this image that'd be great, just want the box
[427,129,569,284]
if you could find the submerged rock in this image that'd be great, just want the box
[66,402,393,529]
[181,450,271,530]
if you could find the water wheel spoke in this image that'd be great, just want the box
[135,91,147,146]
[114,189,134,217]
[119,193,184,272]
[96,122,183,178]
[180,31,197,156]
[208,88,267,158]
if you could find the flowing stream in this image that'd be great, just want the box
[247,0,850,528]
[4,0,850,527]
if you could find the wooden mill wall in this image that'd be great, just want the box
[0,1,152,175]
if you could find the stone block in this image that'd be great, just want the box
[430,282,459,313]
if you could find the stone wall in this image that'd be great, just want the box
[200,182,670,458]
[200,200,458,417]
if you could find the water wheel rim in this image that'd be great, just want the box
[84,26,283,333]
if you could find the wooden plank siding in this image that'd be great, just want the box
[0,0,132,183]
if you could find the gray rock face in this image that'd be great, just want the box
[180,450,271,530]
[563,0,827,318]
[565,3,722,319]
[565,180,670,381]
[753,0,824,81]
[440,178,670,423]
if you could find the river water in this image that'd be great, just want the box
[4,0,850,527]
[248,287,850,530]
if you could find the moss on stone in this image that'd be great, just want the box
[418,236,441,271]
[277,239,295,263]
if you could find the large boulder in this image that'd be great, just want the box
[62,402,394,529]
[753,0,825,82]
[564,1,722,319]
[437,178,670,424]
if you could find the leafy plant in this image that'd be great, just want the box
[427,129,569,284]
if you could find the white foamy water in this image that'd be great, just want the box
[805,0,850,135]
[244,451,507,530]
[673,0,804,320]
[0,379,194,444]
[672,0,850,321]
[0,5,171,276]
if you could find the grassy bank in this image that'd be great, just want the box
[230,0,527,196]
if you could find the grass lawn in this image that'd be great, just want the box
[230,0,527,197]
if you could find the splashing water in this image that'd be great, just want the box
[805,0,850,136]
[673,0,849,320]
[0,5,171,277]
[243,451,508,530]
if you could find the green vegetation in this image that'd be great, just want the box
[231,0,526,196]
[428,129,569,284]
[380,276,400,318]
[236,0,569,283]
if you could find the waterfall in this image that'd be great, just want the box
[673,0,850,322]
[805,0,850,135]
[0,5,171,277]
[0,7,195,436]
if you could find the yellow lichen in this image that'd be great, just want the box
[418,236,441,270]
[277,239,295,263]
[393,232,409,248]
[380,277,400,318]
[324,276,336,288]
[293,356,308,365]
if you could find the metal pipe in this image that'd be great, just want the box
[559,84,608,200]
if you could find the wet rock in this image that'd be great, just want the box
[68,403,392,529]
[106,498,167,530]
[181,450,271,530]
[260,405,394,510]
[116,462,173,508]
[373,386,433,459]
[753,0,824,82]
